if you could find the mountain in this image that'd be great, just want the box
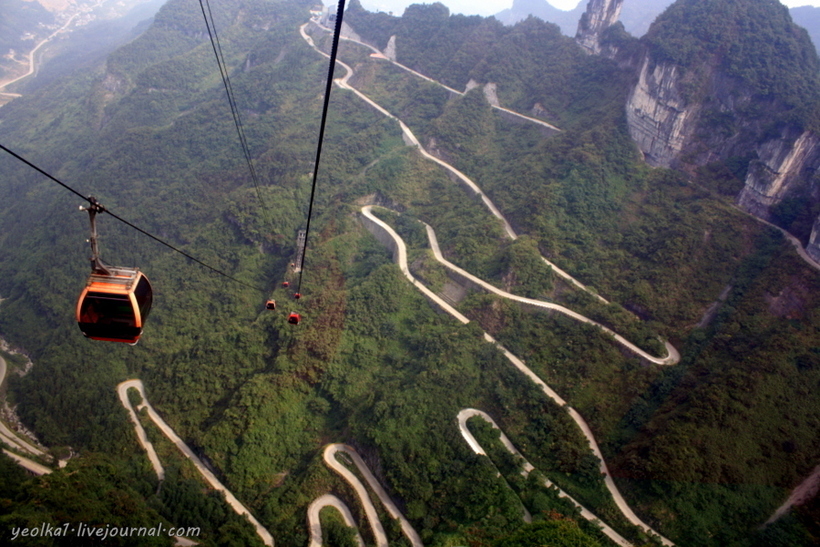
[2,0,820,545]
[494,0,675,37]
[0,0,165,102]
[0,0,54,81]
[494,0,586,33]
[595,0,820,252]
[494,0,820,54]
[791,5,820,55]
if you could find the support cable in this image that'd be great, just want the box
[0,143,267,293]
[297,0,347,295]
[197,0,274,236]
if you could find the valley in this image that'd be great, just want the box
[2,0,820,545]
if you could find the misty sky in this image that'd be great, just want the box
[348,0,820,18]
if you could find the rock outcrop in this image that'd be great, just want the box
[613,0,820,248]
[807,217,820,262]
[623,45,820,225]
[625,56,696,167]
[737,129,820,219]
[384,35,396,61]
[576,0,624,54]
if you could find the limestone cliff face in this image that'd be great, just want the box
[738,130,820,219]
[384,35,397,61]
[625,56,697,167]
[576,0,624,54]
[807,217,820,262]
[623,49,820,224]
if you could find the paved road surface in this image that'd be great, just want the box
[458,409,632,547]
[361,206,673,545]
[323,443,422,547]
[301,21,611,304]
[307,493,365,547]
[118,380,274,546]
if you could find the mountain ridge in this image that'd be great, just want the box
[2,0,820,544]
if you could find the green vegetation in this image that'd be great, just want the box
[1,0,820,545]
[318,506,358,547]
[494,520,602,547]
[644,0,820,131]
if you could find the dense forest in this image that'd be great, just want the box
[1,0,820,545]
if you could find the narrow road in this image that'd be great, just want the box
[365,205,676,365]
[300,21,608,304]
[299,25,620,304]
[117,379,274,547]
[307,494,365,547]
[333,21,562,133]
[360,205,673,545]
[2,448,52,475]
[765,463,820,525]
[0,12,80,98]
[458,409,631,547]
[0,354,51,458]
[323,443,423,547]
[116,380,165,480]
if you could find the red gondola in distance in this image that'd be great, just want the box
[265,299,276,310]
[282,281,289,288]
[288,312,301,325]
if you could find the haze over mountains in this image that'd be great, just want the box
[494,0,820,46]
[2,0,820,545]
[494,0,673,36]
[0,0,165,102]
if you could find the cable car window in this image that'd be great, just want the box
[134,276,153,322]
[80,293,136,327]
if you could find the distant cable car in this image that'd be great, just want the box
[75,198,153,344]
[294,293,301,300]
[288,312,301,325]
[265,299,276,310]
[282,281,290,288]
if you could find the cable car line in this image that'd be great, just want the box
[0,143,267,294]
[196,0,274,239]
[297,0,347,296]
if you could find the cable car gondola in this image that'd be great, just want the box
[77,268,152,344]
[288,312,301,325]
[265,299,276,310]
[75,198,153,344]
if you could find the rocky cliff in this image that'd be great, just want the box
[618,0,820,240]
[737,129,820,219]
[576,0,624,54]
[625,56,696,167]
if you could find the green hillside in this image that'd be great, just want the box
[0,0,820,545]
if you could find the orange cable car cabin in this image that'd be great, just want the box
[76,198,153,345]
[265,299,276,310]
[76,267,153,344]
[288,312,301,325]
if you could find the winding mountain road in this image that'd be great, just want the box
[307,494,365,547]
[364,205,677,365]
[301,21,609,304]
[117,380,274,547]
[458,408,632,547]
[0,11,83,100]
[0,354,52,475]
[323,443,423,547]
[360,205,673,545]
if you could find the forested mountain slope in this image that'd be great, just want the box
[1,0,820,545]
